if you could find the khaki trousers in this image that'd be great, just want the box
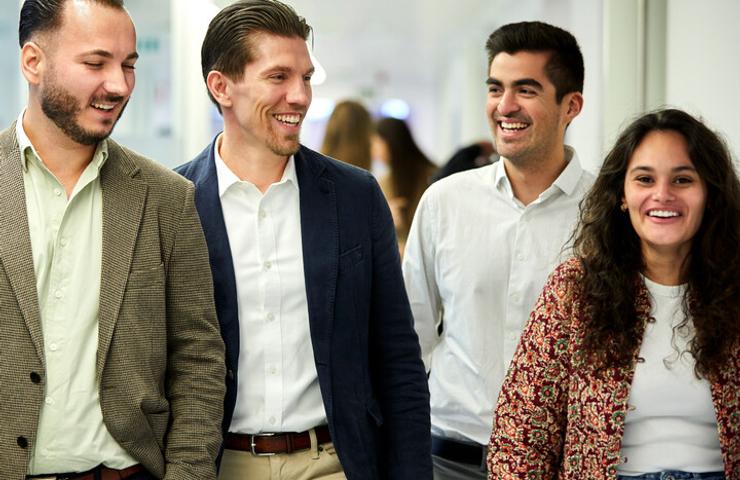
[219,433,346,480]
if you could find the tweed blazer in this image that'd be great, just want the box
[488,257,739,480]
[0,125,225,480]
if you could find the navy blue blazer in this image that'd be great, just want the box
[176,139,431,479]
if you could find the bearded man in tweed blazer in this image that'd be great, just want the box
[0,1,225,479]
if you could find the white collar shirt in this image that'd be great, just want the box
[214,136,326,433]
[402,146,594,445]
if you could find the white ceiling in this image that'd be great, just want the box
[214,0,492,93]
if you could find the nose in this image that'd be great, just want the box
[286,77,311,107]
[104,65,134,98]
[652,180,676,202]
[497,90,519,116]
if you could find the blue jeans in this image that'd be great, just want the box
[617,471,725,480]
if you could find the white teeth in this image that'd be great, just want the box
[500,121,527,130]
[92,103,114,111]
[648,210,680,218]
[274,114,300,125]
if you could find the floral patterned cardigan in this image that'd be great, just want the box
[487,258,739,480]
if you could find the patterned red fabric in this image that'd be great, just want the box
[488,257,739,480]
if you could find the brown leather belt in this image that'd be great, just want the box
[224,425,332,456]
[26,463,146,480]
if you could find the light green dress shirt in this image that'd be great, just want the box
[16,115,137,474]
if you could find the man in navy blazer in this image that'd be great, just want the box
[175,1,431,479]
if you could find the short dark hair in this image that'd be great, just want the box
[485,21,584,103]
[201,0,311,108]
[19,0,125,47]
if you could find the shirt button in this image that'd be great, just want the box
[259,210,267,219]
[54,290,62,299]
[516,253,525,261]
[268,366,277,375]
[45,397,54,405]
[60,238,68,247]
[511,293,520,303]
[49,343,58,352]
[53,188,62,197]
[266,312,275,322]
[264,261,272,270]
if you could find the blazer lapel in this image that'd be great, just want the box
[96,140,147,378]
[190,142,240,372]
[295,147,338,367]
[0,125,45,363]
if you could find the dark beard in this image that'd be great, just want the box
[41,84,126,146]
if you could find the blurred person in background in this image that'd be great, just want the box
[373,117,437,255]
[431,140,497,183]
[320,99,373,170]
[489,108,739,480]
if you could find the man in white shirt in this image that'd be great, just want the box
[176,1,431,479]
[402,21,594,479]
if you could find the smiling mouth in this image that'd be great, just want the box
[497,120,529,132]
[91,102,116,111]
[274,113,301,126]
[648,209,680,218]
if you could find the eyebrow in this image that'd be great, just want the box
[78,49,139,62]
[628,165,698,174]
[262,65,315,76]
[485,77,544,90]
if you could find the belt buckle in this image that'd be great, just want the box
[250,432,276,456]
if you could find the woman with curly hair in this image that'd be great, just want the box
[488,109,740,480]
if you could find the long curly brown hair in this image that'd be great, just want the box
[572,108,740,379]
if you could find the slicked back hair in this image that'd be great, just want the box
[19,0,125,47]
[485,21,584,103]
[201,0,311,109]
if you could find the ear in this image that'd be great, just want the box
[206,70,232,109]
[20,41,45,85]
[562,91,584,123]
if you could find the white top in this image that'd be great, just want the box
[618,276,723,474]
[215,136,326,433]
[17,114,137,473]
[402,147,593,445]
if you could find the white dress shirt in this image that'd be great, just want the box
[215,137,326,433]
[402,147,593,445]
[618,277,723,474]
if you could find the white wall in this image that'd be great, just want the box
[665,0,740,159]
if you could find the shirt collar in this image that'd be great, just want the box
[214,133,299,198]
[494,145,584,199]
[15,109,109,173]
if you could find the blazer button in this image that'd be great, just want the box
[30,372,42,384]
[17,436,28,449]
[227,369,234,381]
